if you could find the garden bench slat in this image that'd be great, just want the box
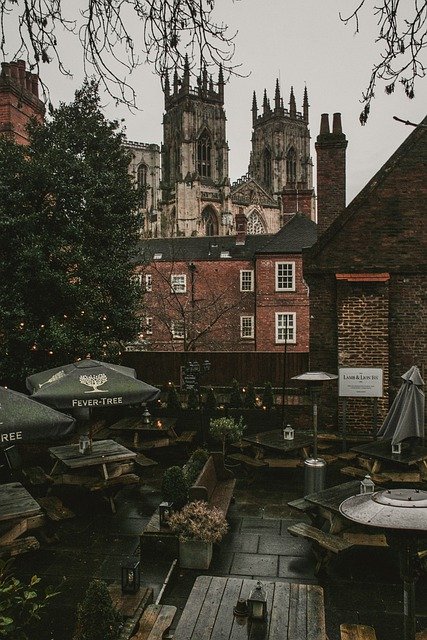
[340,623,378,639]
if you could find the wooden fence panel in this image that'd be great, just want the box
[122,351,309,388]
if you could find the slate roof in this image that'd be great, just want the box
[135,213,317,263]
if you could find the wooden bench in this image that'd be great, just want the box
[188,452,236,515]
[288,521,354,573]
[0,535,40,558]
[175,430,196,444]
[340,623,377,639]
[131,604,176,640]
[288,497,315,513]
[227,452,267,469]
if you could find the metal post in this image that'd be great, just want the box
[342,397,347,453]
[312,389,318,459]
[400,536,417,640]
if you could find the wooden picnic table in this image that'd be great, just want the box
[109,416,178,450]
[0,482,45,557]
[173,575,326,640]
[350,440,427,482]
[241,430,312,467]
[48,439,138,512]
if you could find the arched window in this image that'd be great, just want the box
[197,130,212,178]
[263,148,272,189]
[286,147,297,185]
[137,163,148,208]
[247,210,265,234]
[202,207,218,236]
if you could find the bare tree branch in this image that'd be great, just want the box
[341,0,427,123]
[0,0,240,110]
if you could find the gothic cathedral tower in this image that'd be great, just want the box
[161,58,231,237]
[248,81,314,218]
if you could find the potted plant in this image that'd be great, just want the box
[73,579,122,640]
[244,382,257,409]
[229,379,243,408]
[204,387,218,414]
[166,383,182,414]
[161,466,189,511]
[261,381,275,410]
[167,500,228,569]
[209,416,245,456]
[183,449,210,486]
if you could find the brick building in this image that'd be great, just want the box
[304,114,427,431]
[0,60,44,145]
[131,213,316,352]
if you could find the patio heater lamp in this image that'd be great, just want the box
[291,371,338,495]
[340,488,427,640]
[121,557,141,594]
[247,581,267,620]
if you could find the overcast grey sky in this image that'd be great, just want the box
[22,0,427,203]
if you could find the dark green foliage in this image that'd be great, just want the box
[0,559,59,640]
[0,80,143,387]
[166,383,182,414]
[73,579,121,640]
[229,379,243,408]
[204,387,217,413]
[184,448,209,485]
[244,382,257,409]
[209,416,245,456]
[187,387,199,410]
[261,381,275,410]
[161,466,188,508]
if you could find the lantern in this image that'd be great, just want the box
[360,474,375,494]
[283,424,294,441]
[121,558,141,594]
[142,407,151,425]
[159,501,173,527]
[78,434,91,455]
[392,442,402,454]
[247,581,267,620]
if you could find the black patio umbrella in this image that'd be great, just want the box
[377,365,425,444]
[0,386,75,443]
[26,359,160,411]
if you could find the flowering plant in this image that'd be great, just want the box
[167,501,228,543]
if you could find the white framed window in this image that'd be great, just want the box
[220,250,231,259]
[275,262,295,291]
[275,312,296,344]
[171,274,187,293]
[240,315,254,339]
[145,274,152,292]
[145,317,153,335]
[240,270,254,292]
[130,273,143,287]
[171,320,185,339]
[154,253,162,260]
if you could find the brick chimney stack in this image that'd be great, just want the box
[0,60,45,145]
[315,112,347,235]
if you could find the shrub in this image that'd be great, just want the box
[0,559,59,640]
[244,382,257,408]
[73,579,121,640]
[209,416,245,456]
[183,448,209,485]
[261,381,275,410]
[161,466,188,508]
[167,501,228,543]
[229,379,243,408]
[166,383,182,414]
[187,387,199,410]
[204,387,218,413]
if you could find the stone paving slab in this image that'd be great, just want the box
[257,532,312,556]
[222,531,260,553]
[240,516,281,534]
[278,554,317,580]
[229,552,279,576]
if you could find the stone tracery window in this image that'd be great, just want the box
[286,147,297,185]
[247,210,265,234]
[202,207,218,236]
[263,147,272,189]
[137,163,148,208]
[197,130,212,177]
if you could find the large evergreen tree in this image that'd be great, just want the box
[0,81,143,387]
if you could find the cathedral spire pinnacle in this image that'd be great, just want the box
[164,72,170,107]
[303,85,309,123]
[274,79,281,111]
[218,64,224,103]
[263,89,268,115]
[289,86,296,118]
[182,54,190,92]
[202,65,208,93]
[173,68,179,94]
[252,91,258,126]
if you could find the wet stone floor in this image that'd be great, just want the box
[12,451,427,640]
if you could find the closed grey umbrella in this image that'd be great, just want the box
[0,387,75,443]
[377,366,425,444]
[26,359,160,411]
